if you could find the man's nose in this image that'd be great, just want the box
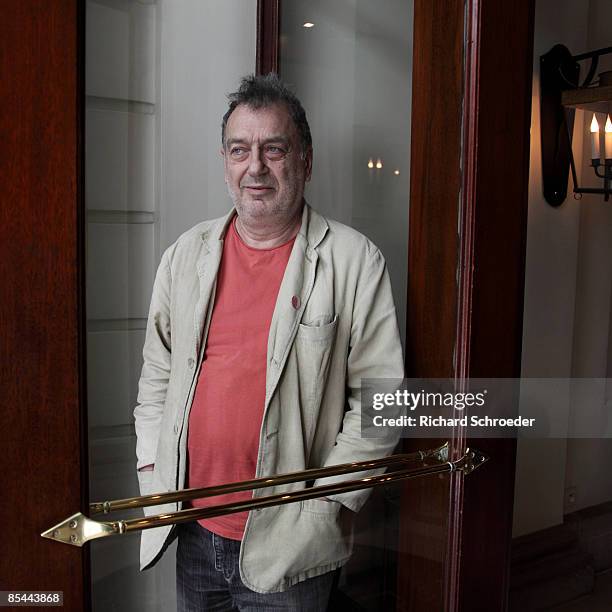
[247,148,267,176]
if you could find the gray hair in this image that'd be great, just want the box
[221,73,312,156]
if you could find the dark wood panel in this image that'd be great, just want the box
[0,1,88,608]
[399,0,465,609]
[257,0,280,75]
[405,0,464,378]
[455,0,535,610]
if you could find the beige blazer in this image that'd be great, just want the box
[133,203,404,593]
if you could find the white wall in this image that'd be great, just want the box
[513,0,587,538]
[514,0,612,536]
[565,0,612,514]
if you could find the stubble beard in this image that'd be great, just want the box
[228,183,304,232]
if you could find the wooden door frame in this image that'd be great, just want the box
[257,0,535,610]
[257,0,280,75]
[1,1,89,609]
[405,0,535,608]
[0,0,533,608]
[453,2,534,610]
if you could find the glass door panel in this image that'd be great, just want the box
[85,1,256,609]
[85,0,421,610]
[278,2,435,609]
[85,1,175,610]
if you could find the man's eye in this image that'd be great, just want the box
[230,148,246,156]
[264,146,287,159]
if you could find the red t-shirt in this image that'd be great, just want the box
[186,216,295,540]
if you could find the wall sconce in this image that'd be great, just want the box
[540,44,612,206]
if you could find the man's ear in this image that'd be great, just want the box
[221,147,228,183]
[304,148,313,182]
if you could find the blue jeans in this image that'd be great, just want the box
[176,520,336,611]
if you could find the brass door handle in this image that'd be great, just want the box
[41,442,487,547]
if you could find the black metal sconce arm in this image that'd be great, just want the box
[540,44,612,206]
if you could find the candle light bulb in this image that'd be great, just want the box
[605,115,612,161]
[367,158,374,169]
[590,114,601,161]
[375,159,383,169]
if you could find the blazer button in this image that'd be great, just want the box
[187,358,195,369]
[291,295,300,309]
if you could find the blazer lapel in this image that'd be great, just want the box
[265,203,328,403]
[193,210,235,355]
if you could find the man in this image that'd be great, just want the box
[134,74,404,611]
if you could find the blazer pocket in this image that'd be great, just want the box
[295,314,338,391]
[137,469,154,497]
[300,498,341,517]
[294,315,339,450]
[297,313,338,343]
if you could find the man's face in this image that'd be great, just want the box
[222,103,312,229]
